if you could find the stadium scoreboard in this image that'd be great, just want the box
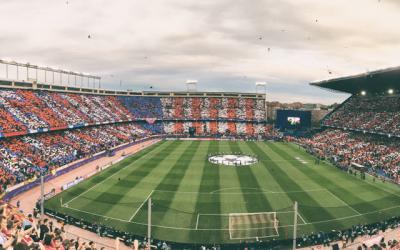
[275,109,311,130]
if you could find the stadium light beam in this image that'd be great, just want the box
[388,89,394,95]
[361,90,366,96]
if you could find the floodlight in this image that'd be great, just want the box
[255,82,267,86]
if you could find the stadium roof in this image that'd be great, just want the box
[310,66,400,94]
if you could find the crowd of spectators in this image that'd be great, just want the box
[323,94,400,136]
[45,207,400,250]
[118,96,163,119]
[291,129,400,183]
[162,122,272,137]
[0,201,131,250]
[0,123,151,193]
[1,195,399,250]
[297,216,400,249]
[0,89,266,139]
[0,90,134,136]
[160,97,265,121]
[1,87,400,249]
[45,209,171,250]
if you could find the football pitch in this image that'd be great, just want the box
[45,140,400,244]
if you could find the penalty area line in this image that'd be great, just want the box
[195,214,200,230]
[62,204,129,223]
[128,190,154,222]
[323,189,362,215]
[297,211,307,225]
[58,203,400,231]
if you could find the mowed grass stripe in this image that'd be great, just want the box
[75,140,182,218]
[228,141,277,240]
[270,143,371,212]
[150,141,200,230]
[110,140,192,219]
[243,141,320,235]
[228,141,273,212]
[189,141,223,243]
[154,141,210,243]
[214,142,251,240]
[261,142,355,220]
[274,142,400,217]
[217,142,248,214]
[247,142,343,230]
[262,142,354,211]
[59,140,166,204]
[236,142,295,212]
[288,143,400,200]
[286,142,400,205]
[265,142,365,220]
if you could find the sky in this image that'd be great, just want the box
[0,0,399,104]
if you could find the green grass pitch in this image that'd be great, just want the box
[45,140,400,244]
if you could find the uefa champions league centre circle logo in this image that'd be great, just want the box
[208,153,258,167]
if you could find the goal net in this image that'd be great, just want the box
[228,212,279,240]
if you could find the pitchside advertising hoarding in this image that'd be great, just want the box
[275,109,311,130]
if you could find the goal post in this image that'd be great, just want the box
[228,212,279,240]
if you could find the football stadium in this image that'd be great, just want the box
[1,1,400,250]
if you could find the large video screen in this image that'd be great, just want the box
[287,117,301,126]
[276,110,311,130]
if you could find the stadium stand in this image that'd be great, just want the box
[0,201,174,249]
[0,199,398,250]
[3,64,400,249]
[0,123,150,192]
[0,88,266,137]
[0,86,269,193]
[0,89,134,136]
[309,67,400,185]
[290,129,400,183]
[296,216,400,249]
[160,97,264,121]
[159,96,267,136]
[118,96,163,119]
[323,94,400,136]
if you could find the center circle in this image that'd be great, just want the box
[208,153,258,166]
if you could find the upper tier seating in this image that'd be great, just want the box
[0,89,265,137]
[160,97,265,121]
[0,89,133,135]
[323,94,400,136]
[118,96,163,119]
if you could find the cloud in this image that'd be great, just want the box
[0,0,398,104]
